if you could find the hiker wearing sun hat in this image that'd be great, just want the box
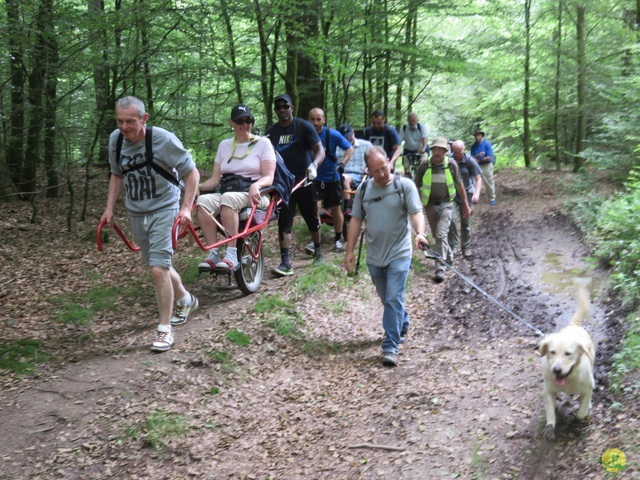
[414,137,470,283]
[470,129,496,205]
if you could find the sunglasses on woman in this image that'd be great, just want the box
[234,117,254,125]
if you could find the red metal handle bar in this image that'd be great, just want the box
[96,218,141,252]
[176,189,283,252]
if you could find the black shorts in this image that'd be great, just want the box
[314,180,343,209]
[278,182,320,234]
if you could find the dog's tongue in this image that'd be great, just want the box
[555,377,567,386]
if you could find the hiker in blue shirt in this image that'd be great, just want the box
[470,129,496,205]
[307,108,354,254]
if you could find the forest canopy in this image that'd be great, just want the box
[0,0,639,202]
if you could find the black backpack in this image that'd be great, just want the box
[115,126,183,191]
[359,174,407,220]
[272,149,295,205]
[402,123,422,133]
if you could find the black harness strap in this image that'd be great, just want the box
[116,126,182,190]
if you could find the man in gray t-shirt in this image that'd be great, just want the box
[101,96,200,353]
[344,147,427,367]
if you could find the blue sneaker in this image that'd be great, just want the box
[490,200,497,205]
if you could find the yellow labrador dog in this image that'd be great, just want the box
[539,278,595,440]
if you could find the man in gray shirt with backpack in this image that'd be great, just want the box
[344,146,427,367]
[101,96,200,352]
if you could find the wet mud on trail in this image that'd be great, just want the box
[0,168,635,479]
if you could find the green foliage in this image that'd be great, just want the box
[270,316,304,338]
[0,339,48,375]
[207,349,232,364]
[86,287,121,311]
[610,314,640,395]
[591,189,640,306]
[254,293,303,338]
[51,285,136,325]
[126,409,189,450]
[173,257,203,286]
[254,294,294,314]
[225,329,251,346]
[207,349,236,373]
[293,262,350,294]
[56,303,94,325]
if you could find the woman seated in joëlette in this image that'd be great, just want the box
[197,104,276,271]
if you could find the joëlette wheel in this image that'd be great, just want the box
[234,231,264,294]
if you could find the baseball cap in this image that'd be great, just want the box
[338,123,353,139]
[230,104,253,121]
[274,94,293,106]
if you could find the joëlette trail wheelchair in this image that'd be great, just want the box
[97,178,306,295]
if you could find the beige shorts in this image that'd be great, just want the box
[196,191,270,215]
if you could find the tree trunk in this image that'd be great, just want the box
[43,0,59,198]
[221,0,243,104]
[522,0,532,168]
[574,4,586,172]
[553,0,563,170]
[141,8,154,114]
[88,0,112,168]
[6,0,25,197]
[284,0,321,117]
[254,0,272,125]
[24,0,51,202]
[408,12,418,112]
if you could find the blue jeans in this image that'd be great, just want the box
[367,256,411,354]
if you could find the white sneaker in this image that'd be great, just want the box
[198,250,220,270]
[151,325,174,352]
[170,294,199,326]
[334,239,344,252]
[305,242,315,255]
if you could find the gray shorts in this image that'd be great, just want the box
[128,208,178,268]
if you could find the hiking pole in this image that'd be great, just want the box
[419,245,545,337]
[354,228,366,275]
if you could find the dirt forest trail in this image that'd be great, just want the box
[0,168,636,479]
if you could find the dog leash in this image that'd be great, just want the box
[420,245,545,337]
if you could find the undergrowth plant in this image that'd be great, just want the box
[254,293,303,338]
[567,164,640,395]
[0,339,48,375]
[49,284,147,325]
[126,409,189,450]
[591,185,640,306]
[225,329,251,346]
[610,313,640,395]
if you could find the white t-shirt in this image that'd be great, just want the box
[215,136,276,180]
